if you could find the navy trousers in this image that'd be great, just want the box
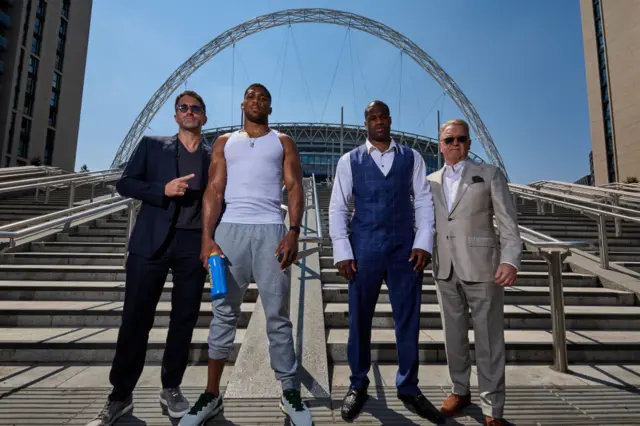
[347,242,423,395]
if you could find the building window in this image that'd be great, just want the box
[21,0,33,47]
[592,0,616,183]
[31,0,46,56]
[61,0,70,19]
[44,128,55,165]
[6,112,16,155]
[55,18,67,72]
[18,117,32,158]
[23,55,38,116]
[12,50,25,109]
[49,72,61,126]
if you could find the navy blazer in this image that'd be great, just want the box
[116,135,212,259]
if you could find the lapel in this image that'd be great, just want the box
[432,168,447,209]
[449,160,476,214]
[169,136,179,181]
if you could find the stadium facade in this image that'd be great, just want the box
[202,122,485,180]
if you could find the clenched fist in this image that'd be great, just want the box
[165,174,194,197]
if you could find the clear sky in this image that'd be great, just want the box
[75,0,591,184]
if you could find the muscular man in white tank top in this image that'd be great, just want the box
[178,84,313,426]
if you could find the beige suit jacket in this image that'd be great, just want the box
[427,160,522,282]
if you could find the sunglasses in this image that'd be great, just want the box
[443,135,469,144]
[176,104,205,114]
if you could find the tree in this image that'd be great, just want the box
[625,176,638,184]
[79,164,89,173]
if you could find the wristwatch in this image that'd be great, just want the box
[289,225,300,234]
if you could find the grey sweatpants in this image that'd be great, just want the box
[207,222,297,391]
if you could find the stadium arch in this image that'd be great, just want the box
[111,8,509,180]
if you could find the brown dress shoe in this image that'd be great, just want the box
[485,416,505,426]
[440,393,471,416]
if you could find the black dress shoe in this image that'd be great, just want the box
[398,391,446,424]
[341,387,368,421]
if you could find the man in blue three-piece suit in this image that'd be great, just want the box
[329,101,445,424]
[86,91,213,426]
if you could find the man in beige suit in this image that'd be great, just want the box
[427,118,521,426]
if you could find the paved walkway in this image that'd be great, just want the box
[1,364,640,425]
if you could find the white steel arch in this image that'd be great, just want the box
[111,8,509,180]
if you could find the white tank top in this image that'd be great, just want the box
[220,129,284,224]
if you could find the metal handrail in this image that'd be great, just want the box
[0,198,133,248]
[511,185,640,270]
[0,195,123,232]
[505,223,588,373]
[532,180,640,201]
[0,168,119,189]
[510,184,640,216]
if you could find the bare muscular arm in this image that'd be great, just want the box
[276,134,304,268]
[200,134,229,266]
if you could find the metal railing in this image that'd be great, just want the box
[0,169,121,206]
[0,197,135,250]
[529,180,640,208]
[510,184,640,270]
[516,224,588,373]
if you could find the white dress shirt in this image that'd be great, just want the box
[328,139,436,264]
[441,158,517,270]
[442,159,467,212]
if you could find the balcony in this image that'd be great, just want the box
[0,11,10,28]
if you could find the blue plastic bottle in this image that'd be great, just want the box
[208,252,227,300]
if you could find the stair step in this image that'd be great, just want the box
[0,281,259,302]
[0,327,243,363]
[323,303,640,329]
[321,283,636,306]
[325,329,640,363]
[319,257,570,273]
[31,241,126,253]
[320,269,598,287]
[0,301,255,327]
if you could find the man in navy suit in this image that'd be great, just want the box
[87,90,212,426]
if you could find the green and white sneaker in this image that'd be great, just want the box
[279,389,313,426]
[178,392,223,426]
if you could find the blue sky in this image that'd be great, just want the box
[75,0,591,184]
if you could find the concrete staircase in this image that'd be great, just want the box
[0,198,252,365]
[516,198,640,272]
[315,186,640,365]
[0,185,116,226]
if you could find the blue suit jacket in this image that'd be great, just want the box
[116,135,212,259]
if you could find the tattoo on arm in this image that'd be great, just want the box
[280,134,304,228]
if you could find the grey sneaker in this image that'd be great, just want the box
[85,395,133,426]
[160,387,190,418]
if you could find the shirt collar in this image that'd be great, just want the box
[444,158,467,174]
[366,139,397,154]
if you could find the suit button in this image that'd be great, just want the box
[448,218,452,221]
[446,236,449,240]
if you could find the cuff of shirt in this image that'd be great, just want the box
[412,230,434,254]
[333,238,354,265]
[500,261,519,271]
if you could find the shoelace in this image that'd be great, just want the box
[97,400,115,420]
[167,387,186,403]
[283,389,305,412]
[188,392,215,415]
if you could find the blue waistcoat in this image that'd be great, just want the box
[349,144,415,255]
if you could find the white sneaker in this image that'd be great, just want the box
[279,389,313,426]
[178,392,223,426]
